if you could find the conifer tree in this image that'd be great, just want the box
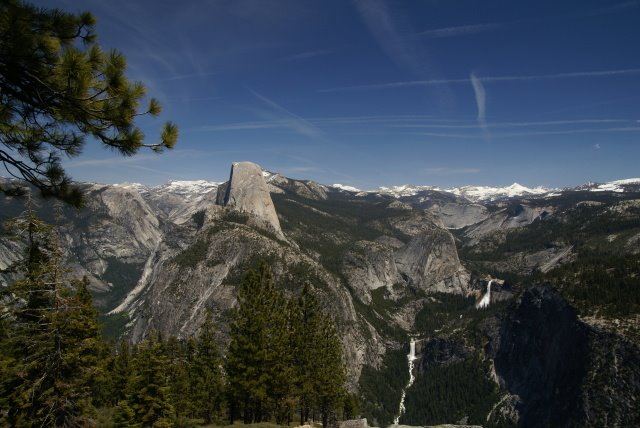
[126,334,175,427]
[0,208,103,426]
[265,291,296,424]
[226,261,294,423]
[112,400,137,428]
[292,283,323,425]
[315,317,347,428]
[192,310,224,424]
[107,340,133,407]
[0,0,178,205]
[167,336,195,421]
[226,263,272,423]
[226,264,348,427]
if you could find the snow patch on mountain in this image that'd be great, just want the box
[155,180,220,195]
[589,178,640,193]
[372,182,551,201]
[377,184,439,197]
[332,183,361,192]
[113,180,220,196]
[449,183,551,201]
[112,182,149,193]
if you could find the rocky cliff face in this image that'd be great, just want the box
[427,202,489,229]
[343,240,403,304]
[478,284,640,427]
[216,161,285,239]
[484,284,589,426]
[393,218,470,295]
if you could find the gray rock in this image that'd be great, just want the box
[394,226,470,294]
[428,202,489,229]
[219,161,285,239]
[340,418,368,428]
[463,204,553,245]
[343,240,403,304]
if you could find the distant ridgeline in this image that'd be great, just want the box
[1,167,639,426]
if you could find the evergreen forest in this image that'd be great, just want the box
[0,211,349,427]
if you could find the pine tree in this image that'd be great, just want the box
[108,340,133,407]
[226,264,271,423]
[112,400,137,428]
[225,263,347,427]
[315,317,347,428]
[0,208,103,426]
[192,310,224,424]
[292,283,323,425]
[0,0,178,205]
[291,284,347,428]
[226,261,293,423]
[167,336,195,422]
[265,291,296,424]
[126,335,175,427]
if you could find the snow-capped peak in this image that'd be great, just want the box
[445,183,551,201]
[155,180,220,195]
[609,178,640,185]
[376,184,439,197]
[113,182,149,192]
[332,183,361,192]
[587,178,640,193]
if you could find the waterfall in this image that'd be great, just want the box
[476,280,492,309]
[393,338,418,425]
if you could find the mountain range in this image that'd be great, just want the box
[1,162,639,427]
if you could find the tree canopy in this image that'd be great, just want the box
[0,0,178,206]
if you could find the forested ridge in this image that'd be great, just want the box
[0,211,350,427]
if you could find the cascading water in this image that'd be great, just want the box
[393,338,417,425]
[476,280,492,309]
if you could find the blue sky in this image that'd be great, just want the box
[33,0,640,189]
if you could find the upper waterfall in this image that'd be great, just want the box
[476,280,492,309]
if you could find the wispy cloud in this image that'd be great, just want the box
[594,143,601,150]
[66,154,160,168]
[470,73,488,135]
[422,167,481,176]
[309,115,464,125]
[197,121,287,132]
[494,126,640,138]
[347,120,640,139]
[350,0,453,106]
[318,68,640,92]
[279,49,334,62]
[212,90,324,139]
[66,155,176,179]
[412,132,484,139]
[196,115,637,137]
[250,90,323,139]
[417,22,507,39]
[158,71,217,82]
[391,119,630,129]
[197,115,469,133]
[351,0,420,73]
[592,1,640,14]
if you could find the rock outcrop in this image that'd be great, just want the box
[484,284,590,426]
[342,240,403,304]
[479,284,640,427]
[463,204,553,245]
[428,202,489,229]
[394,226,470,294]
[217,161,285,239]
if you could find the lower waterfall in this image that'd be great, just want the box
[393,338,417,425]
